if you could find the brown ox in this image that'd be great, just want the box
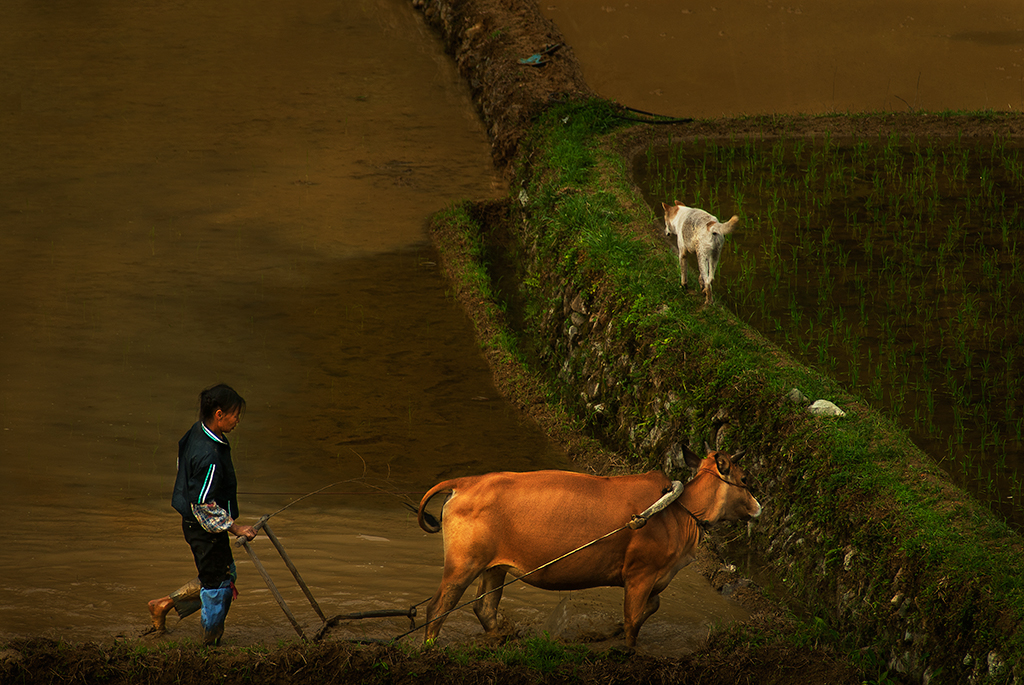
[416,445,761,646]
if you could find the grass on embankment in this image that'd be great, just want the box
[430,99,1024,683]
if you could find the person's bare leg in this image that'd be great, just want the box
[147,596,174,632]
[148,578,202,632]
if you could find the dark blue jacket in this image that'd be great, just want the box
[171,422,239,522]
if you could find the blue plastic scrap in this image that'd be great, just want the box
[517,43,562,67]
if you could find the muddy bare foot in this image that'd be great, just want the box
[147,597,173,632]
[203,624,224,647]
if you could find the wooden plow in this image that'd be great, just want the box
[235,514,417,641]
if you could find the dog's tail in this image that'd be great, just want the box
[720,215,739,235]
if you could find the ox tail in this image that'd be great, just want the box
[413,480,458,534]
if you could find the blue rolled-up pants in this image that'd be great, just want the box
[182,519,235,630]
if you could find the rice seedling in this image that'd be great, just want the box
[637,132,1024,528]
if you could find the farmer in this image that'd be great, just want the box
[147,384,258,645]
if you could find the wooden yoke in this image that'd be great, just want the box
[628,480,684,529]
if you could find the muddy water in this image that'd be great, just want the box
[0,0,747,655]
[542,0,1024,118]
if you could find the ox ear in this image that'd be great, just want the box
[714,452,731,476]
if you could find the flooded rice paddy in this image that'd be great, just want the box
[542,0,1024,119]
[0,0,747,655]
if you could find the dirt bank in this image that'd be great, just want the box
[1,630,868,685]
[414,0,592,166]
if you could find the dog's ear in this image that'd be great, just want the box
[661,202,670,212]
[675,200,685,206]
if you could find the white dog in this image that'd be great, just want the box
[661,201,738,305]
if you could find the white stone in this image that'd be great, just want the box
[809,399,846,416]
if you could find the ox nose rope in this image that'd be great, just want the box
[387,480,687,644]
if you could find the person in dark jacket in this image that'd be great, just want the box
[147,384,257,645]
